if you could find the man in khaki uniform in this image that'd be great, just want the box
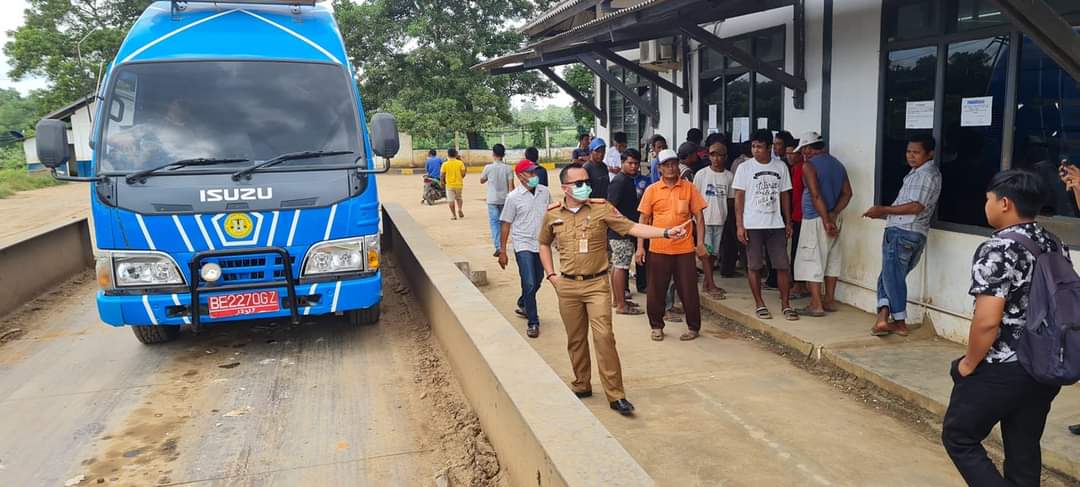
[540,163,690,416]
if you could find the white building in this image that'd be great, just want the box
[23,95,97,175]
[480,0,1080,343]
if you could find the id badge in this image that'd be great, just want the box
[578,238,589,253]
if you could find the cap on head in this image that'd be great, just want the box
[589,137,607,152]
[794,131,824,151]
[515,159,538,175]
[677,141,699,160]
[657,149,679,164]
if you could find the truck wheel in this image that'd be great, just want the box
[131,325,180,344]
[349,304,381,326]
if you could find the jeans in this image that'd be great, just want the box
[876,227,926,321]
[487,204,504,251]
[943,361,1060,486]
[514,251,543,326]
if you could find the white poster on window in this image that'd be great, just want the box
[757,118,769,129]
[732,117,751,142]
[961,96,993,127]
[905,101,934,129]
[708,105,718,134]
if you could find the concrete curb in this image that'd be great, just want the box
[382,203,654,487]
[0,218,93,318]
[699,296,816,357]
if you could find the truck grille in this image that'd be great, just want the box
[201,254,287,286]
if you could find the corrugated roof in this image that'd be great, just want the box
[43,95,95,121]
[527,0,673,50]
[521,0,592,36]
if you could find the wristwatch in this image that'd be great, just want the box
[663,228,670,239]
[546,272,557,280]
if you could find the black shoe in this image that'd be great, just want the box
[514,308,528,319]
[1069,424,1080,435]
[493,250,500,257]
[610,399,635,416]
[527,324,539,338]
[574,390,592,398]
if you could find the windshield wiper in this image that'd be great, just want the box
[125,157,250,184]
[231,150,353,181]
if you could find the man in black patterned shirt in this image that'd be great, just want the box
[942,170,1065,486]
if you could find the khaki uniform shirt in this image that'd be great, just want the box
[539,198,636,276]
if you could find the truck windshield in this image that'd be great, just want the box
[99,61,362,174]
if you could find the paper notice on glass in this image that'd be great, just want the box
[905,101,934,129]
[708,105,718,134]
[732,117,751,142]
[961,96,993,127]
[757,118,769,129]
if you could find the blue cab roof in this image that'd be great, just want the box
[115,1,347,66]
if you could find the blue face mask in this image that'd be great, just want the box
[571,184,592,201]
[526,175,539,188]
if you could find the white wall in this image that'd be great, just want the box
[70,102,97,162]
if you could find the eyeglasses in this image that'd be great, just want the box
[564,179,590,187]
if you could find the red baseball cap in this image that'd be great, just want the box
[515,159,538,174]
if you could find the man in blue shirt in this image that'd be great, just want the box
[425,149,443,179]
[648,134,668,184]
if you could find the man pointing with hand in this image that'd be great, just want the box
[540,162,690,416]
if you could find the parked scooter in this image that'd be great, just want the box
[422,175,446,205]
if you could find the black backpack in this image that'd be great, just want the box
[1004,232,1080,386]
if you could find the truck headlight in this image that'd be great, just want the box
[109,251,185,288]
[302,235,379,276]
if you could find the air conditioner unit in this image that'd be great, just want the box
[639,38,678,72]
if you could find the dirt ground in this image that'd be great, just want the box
[0,255,503,487]
[0,183,88,248]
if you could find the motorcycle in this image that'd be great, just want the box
[421,175,446,205]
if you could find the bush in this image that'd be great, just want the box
[0,169,63,198]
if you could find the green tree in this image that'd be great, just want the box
[4,0,152,113]
[563,65,595,129]
[333,0,554,146]
[0,89,38,135]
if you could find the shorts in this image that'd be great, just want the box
[794,216,843,282]
[746,228,789,272]
[609,239,635,270]
[702,225,723,256]
[447,187,463,202]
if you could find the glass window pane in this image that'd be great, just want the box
[880,46,938,205]
[702,48,724,72]
[885,0,938,43]
[726,38,752,69]
[938,36,1010,227]
[700,76,724,134]
[1014,28,1080,244]
[754,75,782,133]
[951,0,1008,32]
[754,30,784,65]
[725,72,751,141]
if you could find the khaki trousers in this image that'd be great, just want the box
[556,276,625,402]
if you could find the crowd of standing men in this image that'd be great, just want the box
[431,121,1073,485]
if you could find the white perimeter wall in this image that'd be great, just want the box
[581,0,1080,344]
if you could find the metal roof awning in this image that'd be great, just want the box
[477,0,808,119]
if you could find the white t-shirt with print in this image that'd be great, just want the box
[694,167,733,226]
[603,148,623,180]
[732,157,791,229]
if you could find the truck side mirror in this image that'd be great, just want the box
[35,119,70,170]
[370,112,400,159]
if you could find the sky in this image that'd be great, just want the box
[0,0,572,107]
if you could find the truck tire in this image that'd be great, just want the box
[349,304,381,326]
[131,325,180,344]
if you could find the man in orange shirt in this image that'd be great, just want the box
[637,149,708,341]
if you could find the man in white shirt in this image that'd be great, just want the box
[603,131,628,180]
[480,144,515,257]
[498,160,551,338]
[694,140,734,298]
[733,129,796,321]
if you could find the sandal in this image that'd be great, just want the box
[615,307,644,316]
[680,330,700,341]
[783,308,799,321]
[651,329,664,341]
[669,306,684,315]
[755,307,772,319]
[870,323,892,336]
[663,314,683,323]
[796,307,826,318]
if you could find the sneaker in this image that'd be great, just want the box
[514,308,528,319]
[527,324,539,338]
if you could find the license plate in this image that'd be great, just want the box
[207,290,280,319]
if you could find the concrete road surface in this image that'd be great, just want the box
[0,266,499,486]
[377,173,982,487]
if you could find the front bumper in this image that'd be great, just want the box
[96,272,382,327]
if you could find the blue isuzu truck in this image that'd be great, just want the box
[35,0,398,344]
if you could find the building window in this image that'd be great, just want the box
[879,0,1080,240]
[607,66,653,152]
[698,26,785,141]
